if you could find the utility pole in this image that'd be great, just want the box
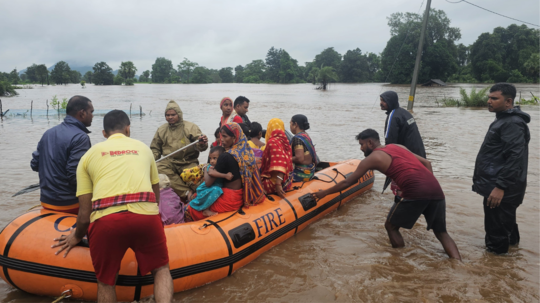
[407,0,432,111]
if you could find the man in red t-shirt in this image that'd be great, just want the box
[314,129,461,260]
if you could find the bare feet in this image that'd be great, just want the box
[203,209,218,217]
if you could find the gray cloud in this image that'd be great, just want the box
[0,0,538,72]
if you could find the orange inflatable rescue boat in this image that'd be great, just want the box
[0,160,374,301]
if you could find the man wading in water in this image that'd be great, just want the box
[53,110,173,302]
[379,91,426,199]
[313,129,461,260]
[473,83,530,254]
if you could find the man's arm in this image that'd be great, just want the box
[385,113,400,145]
[150,130,163,161]
[52,193,92,257]
[30,141,41,172]
[487,122,526,208]
[66,135,91,186]
[314,155,377,199]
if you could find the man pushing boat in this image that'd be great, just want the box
[313,129,461,260]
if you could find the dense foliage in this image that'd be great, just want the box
[2,9,538,86]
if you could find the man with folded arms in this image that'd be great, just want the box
[52,110,173,302]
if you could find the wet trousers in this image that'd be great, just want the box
[483,194,523,254]
[157,160,198,198]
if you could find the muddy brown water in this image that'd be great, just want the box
[0,83,538,302]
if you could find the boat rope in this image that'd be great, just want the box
[51,289,72,303]
[199,206,244,230]
[27,204,41,211]
[332,168,347,210]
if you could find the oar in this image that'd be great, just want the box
[12,183,40,197]
[156,138,204,163]
[13,138,204,196]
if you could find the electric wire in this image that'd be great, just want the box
[445,0,539,28]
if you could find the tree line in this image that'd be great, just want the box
[1,8,538,91]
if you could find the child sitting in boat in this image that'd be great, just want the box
[158,174,185,225]
[185,146,233,220]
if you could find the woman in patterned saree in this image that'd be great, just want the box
[186,122,264,221]
[260,119,294,198]
[290,114,319,182]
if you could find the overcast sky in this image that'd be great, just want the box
[1,0,538,73]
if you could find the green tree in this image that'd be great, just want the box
[314,47,342,70]
[114,74,125,85]
[317,66,338,90]
[178,58,198,83]
[470,24,539,82]
[243,60,266,83]
[265,47,282,82]
[524,52,539,82]
[70,70,82,83]
[209,69,222,83]
[93,62,114,85]
[219,67,234,83]
[51,61,72,85]
[152,57,174,83]
[234,65,244,83]
[307,67,319,84]
[9,69,20,84]
[36,64,49,86]
[119,61,137,82]
[83,71,93,84]
[190,66,212,83]
[278,50,299,83]
[340,48,369,82]
[140,70,151,82]
[25,64,39,83]
[380,9,461,84]
[366,53,382,81]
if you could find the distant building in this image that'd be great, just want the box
[422,79,446,87]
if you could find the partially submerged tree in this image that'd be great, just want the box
[178,58,198,83]
[51,61,72,85]
[92,62,114,85]
[119,61,137,85]
[317,66,338,90]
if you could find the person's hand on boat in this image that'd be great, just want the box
[312,190,326,200]
[275,183,286,199]
[52,227,81,258]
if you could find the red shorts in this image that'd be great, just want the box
[87,211,169,285]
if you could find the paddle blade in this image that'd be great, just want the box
[12,183,40,197]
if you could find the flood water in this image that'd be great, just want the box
[0,83,539,302]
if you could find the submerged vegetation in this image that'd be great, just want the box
[517,93,539,105]
[438,87,489,107]
[439,87,539,107]
[0,81,18,96]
